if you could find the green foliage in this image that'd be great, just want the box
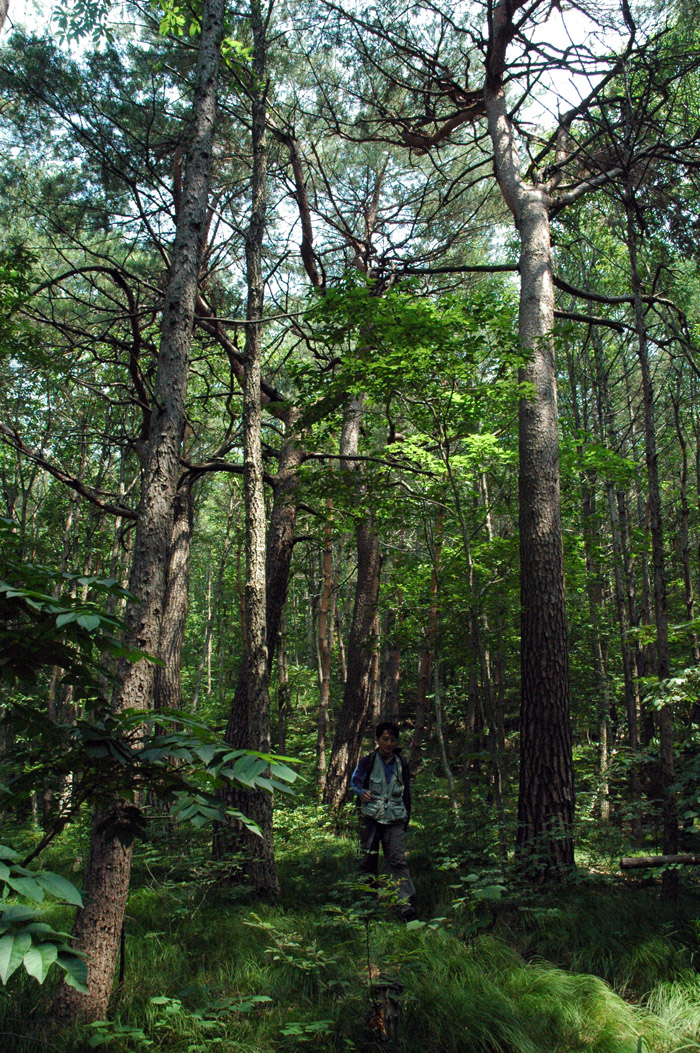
[0,845,86,992]
[0,517,137,695]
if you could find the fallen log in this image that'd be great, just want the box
[620,854,700,869]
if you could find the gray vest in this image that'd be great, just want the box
[360,752,407,824]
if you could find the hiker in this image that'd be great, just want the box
[351,721,417,921]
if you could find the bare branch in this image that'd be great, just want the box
[0,422,137,520]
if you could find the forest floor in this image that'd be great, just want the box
[4,768,700,1052]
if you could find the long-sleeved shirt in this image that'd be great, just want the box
[350,749,411,825]
[351,752,397,793]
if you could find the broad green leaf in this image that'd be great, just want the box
[23,942,58,982]
[25,922,72,938]
[36,872,84,907]
[194,744,217,766]
[0,905,37,924]
[77,614,101,632]
[0,931,31,982]
[0,846,20,862]
[4,876,44,903]
[57,951,88,992]
[269,760,299,783]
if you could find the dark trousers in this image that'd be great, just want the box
[358,816,416,905]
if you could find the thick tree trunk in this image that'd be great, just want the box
[52,0,224,1022]
[323,397,382,810]
[485,46,574,876]
[153,482,194,711]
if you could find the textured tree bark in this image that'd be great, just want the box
[322,397,382,810]
[485,7,574,876]
[52,0,224,1021]
[153,482,194,711]
[213,0,279,897]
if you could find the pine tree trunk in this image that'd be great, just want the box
[153,482,194,711]
[485,37,574,876]
[52,0,224,1021]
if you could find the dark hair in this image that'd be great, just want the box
[376,721,399,740]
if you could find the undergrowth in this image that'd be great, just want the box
[2,795,700,1052]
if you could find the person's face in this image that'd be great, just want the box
[377,730,398,757]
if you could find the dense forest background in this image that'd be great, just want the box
[4,0,700,1048]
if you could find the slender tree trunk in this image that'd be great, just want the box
[434,658,457,811]
[43,434,89,823]
[52,0,224,1021]
[485,45,574,876]
[591,328,641,755]
[567,346,611,820]
[334,550,348,684]
[265,418,303,667]
[277,611,291,753]
[316,505,333,791]
[193,488,237,710]
[623,185,678,898]
[671,377,700,663]
[382,532,404,724]
[323,397,382,810]
[444,442,507,846]
[410,510,443,769]
[214,0,279,897]
[369,609,382,723]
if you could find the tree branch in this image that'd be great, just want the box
[0,423,137,520]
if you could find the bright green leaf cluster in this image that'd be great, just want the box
[0,845,87,991]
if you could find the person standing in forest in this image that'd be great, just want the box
[351,722,417,921]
